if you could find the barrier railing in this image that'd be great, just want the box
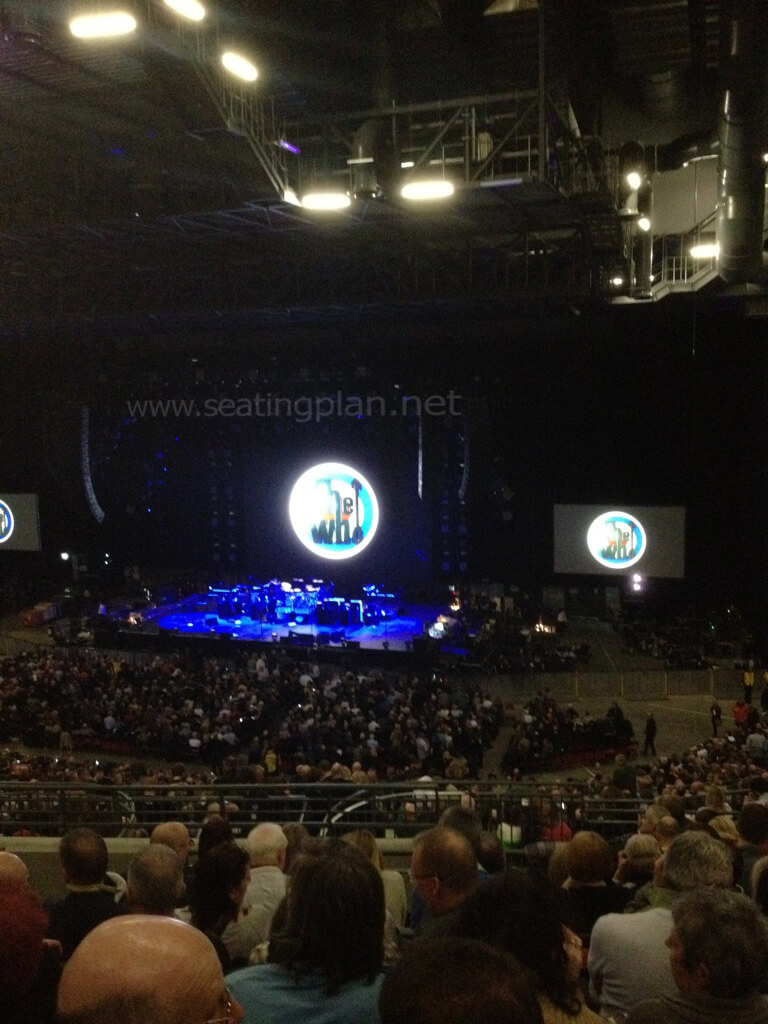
[0,780,745,843]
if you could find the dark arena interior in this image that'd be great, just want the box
[2,3,768,1021]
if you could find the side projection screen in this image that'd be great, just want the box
[0,493,42,551]
[554,505,685,579]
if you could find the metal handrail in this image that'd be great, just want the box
[0,780,746,842]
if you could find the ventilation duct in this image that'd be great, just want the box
[349,119,382,200]
[650,130,719,173]
[715,0,768,285]
[639,68,689,120]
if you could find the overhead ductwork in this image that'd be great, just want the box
[650,130,719,173]
[715,0,768,284]
[349,119,383,200]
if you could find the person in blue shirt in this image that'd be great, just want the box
[227,842,385,1024]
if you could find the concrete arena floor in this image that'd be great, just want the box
[478,617,742,780]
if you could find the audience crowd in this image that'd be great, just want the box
[0,647,504,786]
[5,641,768,1022]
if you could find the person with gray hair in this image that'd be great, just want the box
[588,831,734,1022]
[243,822,288,906]
[126,844,185,917]
[627,888,768,1024]
[221,822,287,961]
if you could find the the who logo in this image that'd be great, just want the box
[289,462,380,561]
[587,510,646,570]
[0,499,14,544]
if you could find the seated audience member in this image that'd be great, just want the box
[240,821,288,916]
[1,882,60,1024]
[56,914,244,1024]
[409,825,478,937]
[227,846,385,1023]
[190,840,251,971]
[281,822,310,874]
[544,842,572,888]
[408,804,488,930]
[707,813,740,848]
[637,801,668,838]
[736,801,768,891]
[476,830,507,874]
[612,753,637,795]
[379,936,544,1024]
[559,831,629,945]
[750,853,768,915]
[704,784,731,815]
[125,844,186,916]
[656,794,687,833]
[538,799,574,842]
[613,833,661,892]
[150,820,192,900]
[150,820,191,865]
[45,827,125,960]
[437,805,485,849]
[0,849,29,887]
[588,830,733,1023]
[655,815,682,851]
[454,870,603,1024]
[342,828,408,929]
[197,815,235,859]
[627,888,768,1024]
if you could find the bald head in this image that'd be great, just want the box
[57,915,238,1024]
[150,822,191,865]
[0,851,29,888]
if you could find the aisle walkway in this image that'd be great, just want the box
[479,689,723,782]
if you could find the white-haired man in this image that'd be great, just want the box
[221,822,287,962]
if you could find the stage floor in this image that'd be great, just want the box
[153,605,440,652]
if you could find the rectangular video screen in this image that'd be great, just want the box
[0,493,42,551]
[554,504,685,578]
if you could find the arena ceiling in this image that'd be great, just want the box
[0,0,764,330]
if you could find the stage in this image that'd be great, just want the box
[131,579,460,657]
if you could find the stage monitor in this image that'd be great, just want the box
[554,504,685,578]
[0,493,42,551]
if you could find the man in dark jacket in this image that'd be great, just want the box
[45,827,125,960]
[642,712,657,757]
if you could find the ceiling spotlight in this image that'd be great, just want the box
[625,170,643,191]
[400,179,455,201]
[690,240,719,260]
[163,0,206,20]
[301,187,351,211]
[221,51,258,82]
[635,181,652,233]
[70,11,137,38]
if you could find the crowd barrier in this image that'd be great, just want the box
[0,779,747,843]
